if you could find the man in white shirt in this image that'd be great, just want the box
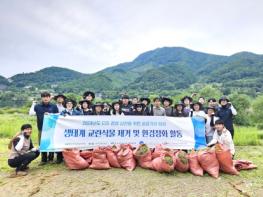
[207,119,235,156]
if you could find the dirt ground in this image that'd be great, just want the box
[0,165,261,197]
[0,145,262,197]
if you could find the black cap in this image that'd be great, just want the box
[54,94,67,100]
[153,97,161,102]
[79,99,91,106]
[219,96,229,103]
[122,94,129,99]
[134,103,146,109]
[181,96,193,103]
[140,97,151,105]
[63,99,77,108]
[174,102,185,108]
[162,97,173,105]
[83,91,95,99]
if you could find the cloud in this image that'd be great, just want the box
[0,0,263,77]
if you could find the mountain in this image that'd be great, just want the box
[9,67,86,88]
[2,47,263,103]
[0,75,9,90]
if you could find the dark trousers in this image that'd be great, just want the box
[8,151,39,172]
[229,129,234,139]
[38,130,54,162]
[38,130,63,162]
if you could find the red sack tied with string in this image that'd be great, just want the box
[215,144,239,175]
[188,150,203,176]
[198,148,219,178]
[63,149,89,170]
[89,147,111,170]
[117,144,136,171]
[133,144,153,169]
[174,150,189,173]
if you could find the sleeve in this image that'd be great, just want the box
[29,139,34,150]
[53,105,59,113]
[207,132,218,146]
[223,131,234,147]
[14,136,24,151]
[230,105,237,116]
[29,102,36,116]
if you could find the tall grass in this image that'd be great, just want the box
[234,125,263,146]
[0,114,38,142]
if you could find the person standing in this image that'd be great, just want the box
[172,102,188,117]
[162,97,173,116]
[33,92,58,165]
[53,94,67,113]
[121,94,132,115]
[205,107,219,144]
[152,97,165,116]
[217,96,237,138]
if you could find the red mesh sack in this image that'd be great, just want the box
[233,160,257,171]
[133,144,153,169]
[105,146,121,168]
[80,150,93,164]
[188,150,203,176]
[117,144,136,171]
[215,144,239,175]
[63,149,89,170]
[152,153,174,173]
[198,148,219,178]
[174,150,189,173]
[89,147,111,170]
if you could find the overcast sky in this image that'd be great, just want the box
[0,0,263,77]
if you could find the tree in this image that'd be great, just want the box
[229,93,251,126]
[251,95,263,129]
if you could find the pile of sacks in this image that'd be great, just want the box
[62,143,257,178]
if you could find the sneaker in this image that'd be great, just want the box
[16,171,28,176]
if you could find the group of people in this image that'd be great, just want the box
[8,90,237,177]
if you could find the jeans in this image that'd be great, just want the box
[8,151,40,172]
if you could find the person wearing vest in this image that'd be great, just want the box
[8,124,39,177]
[33,92,58,165]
